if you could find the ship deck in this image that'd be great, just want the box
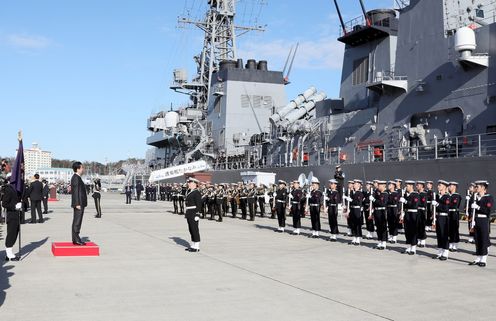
[1,193,495,321]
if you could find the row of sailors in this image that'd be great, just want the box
[178,178,493,267]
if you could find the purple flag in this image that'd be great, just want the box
[10,139,25,195]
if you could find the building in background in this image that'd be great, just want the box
[23,143,52,175]
[36,167,73,184]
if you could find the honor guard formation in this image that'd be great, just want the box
[126,165,494,267]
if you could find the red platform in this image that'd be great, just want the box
[52,242,100,256]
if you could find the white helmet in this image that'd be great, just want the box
[311,177,320,184]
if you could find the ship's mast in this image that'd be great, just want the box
[173,0,264,111]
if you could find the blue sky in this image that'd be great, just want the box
[0,0,394,163]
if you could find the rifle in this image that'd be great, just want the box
[464,189,470,220]
[470,194,479,233]
[432,192,437,230]
[368,188,374,221]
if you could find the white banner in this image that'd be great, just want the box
[148,160,209,182]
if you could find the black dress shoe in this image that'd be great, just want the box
[439,256,447,261]
[348,241,354,245]
[187,248,200,252]
[330,238,337,242]
[5,256,20,261]
[432,256,441,260]
[402,250,410,254]
[468,261,479,266]
[478,262,486,267]
[29,221,36,224]
[408,252,415,255]
[38,219,44,223]
[72,241,86,246]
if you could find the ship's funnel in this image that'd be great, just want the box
[270,86,317,125]
[279,92,327,128]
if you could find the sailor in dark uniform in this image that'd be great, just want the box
[326,179,341,241]
[387,181,400,244]
[308,177,323,238]
[275,180,288,232]
[400,180,419,255]
[425,180,434,231]
[370,180,388,249]
[2,174,21,261]
[344,179,364,245]
[432,180,451,260]
[363,181,375,239]
[229,183,238,218]
[343,180,354,236]
[448,181,461,252]
[290,180,303,235]
[468,180,493,267]
[395,179,404,232]
[466,182,476,244]
[416,181,427,247]
[184,178,202,252]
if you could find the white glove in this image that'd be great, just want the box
[15,202,22,210]
[344,196,352,202]
[471,203,480,210]
[431,201,439,207]
[194,216,200,221]
[466,195,471,201]
[369,195,375,202]
[400,197,407,203]
[272,192,276,197]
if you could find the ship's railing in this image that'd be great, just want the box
[354,132,496,164]
[209,132,496,171]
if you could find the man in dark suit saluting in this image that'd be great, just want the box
[71,161,88,245]
[28,173,44,223]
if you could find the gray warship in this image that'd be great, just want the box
[146,0,496,190]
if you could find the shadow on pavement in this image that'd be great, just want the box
[169,236,190,248]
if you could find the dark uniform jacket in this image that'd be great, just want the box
[185,189,202,219]
[326,189,341,206]
[2,184,18,211]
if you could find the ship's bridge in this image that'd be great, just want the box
[338,9,398,46]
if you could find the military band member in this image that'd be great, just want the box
[184,178,202,252]
[387,181,400,244]
[432,180,450,260]
[215,184,224,222]
[239,183,248,219]
[222,184,229,218]
[229,183,238,218]
[466,182,476,243]
[447,182,461,252]
[468,180,493,267]
[275,180,288,232]
[257,184,266,217]
[247,183,256,221]
[416,181,427,247]
[172,183,179,214]
[178,183,186,214]
[363,181,375,239]
[400,180,419,255]
[270,184,277,219]
[343,179,364,245]
[370,180,388,249]
[326,179,341,241]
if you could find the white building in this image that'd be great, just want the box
[36,168,73,184]
[24,143,52,175]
